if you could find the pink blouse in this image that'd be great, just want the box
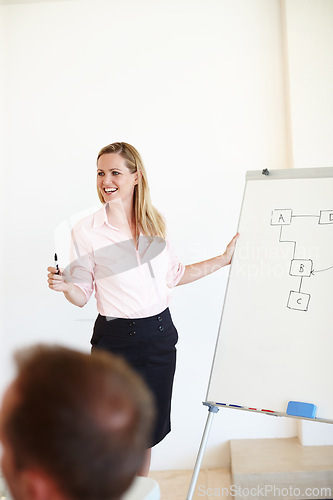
[68,204,185,318]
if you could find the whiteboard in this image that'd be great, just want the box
[206,167,333,423]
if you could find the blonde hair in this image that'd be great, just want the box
[97,142,166,239]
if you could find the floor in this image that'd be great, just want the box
[149,468,231,500]
[149,439,333,500]
[230,438,333,500]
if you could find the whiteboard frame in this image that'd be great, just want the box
[246,166,333,181]
[205,166,333,424]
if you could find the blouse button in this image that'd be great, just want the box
[129,321,136,327]
[157,316,162,322]
[158,325,164,332]
[129,331,136,336]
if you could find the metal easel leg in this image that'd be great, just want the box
[186,403,219,500]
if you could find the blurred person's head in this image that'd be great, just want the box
[0,344,155,500]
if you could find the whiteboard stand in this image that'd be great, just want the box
[186,403,219,500]
[186,167,333,499]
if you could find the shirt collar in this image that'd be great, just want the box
[93,204,122,231]
[93,204,109,229]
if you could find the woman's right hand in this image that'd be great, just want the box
[47,266,70,293]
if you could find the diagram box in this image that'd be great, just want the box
[270,209,292,225]
[289,259,313,277]
[319,210,333,224]
[287,291,310,311]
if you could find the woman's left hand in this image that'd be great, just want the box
[222,233,240,265]
[177,232,240,286]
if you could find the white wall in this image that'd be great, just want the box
[283,0,333,169]
[282,0,333,446]
[0,1,6,403]
[1,0,331,471]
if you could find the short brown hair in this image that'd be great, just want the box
[4,345,155,500]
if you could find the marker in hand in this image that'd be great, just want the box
[54,253,60,275]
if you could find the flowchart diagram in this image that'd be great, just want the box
[271,209,333,311]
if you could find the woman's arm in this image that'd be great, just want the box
[47,220,95,307]
[47,267,87,307]
[63,282,87,307]
[177,233,239,286]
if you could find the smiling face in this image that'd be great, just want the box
[97,153,138,208]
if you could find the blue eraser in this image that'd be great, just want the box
[286,401,317,418]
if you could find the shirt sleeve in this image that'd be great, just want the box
[166,239,185,288]
[68,222,95,302]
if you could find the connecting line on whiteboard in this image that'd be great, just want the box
[314,265,333,273]
[279,226,296,259]
[298,277,303,293]
[271,208,333,312]
[292,215,320,219]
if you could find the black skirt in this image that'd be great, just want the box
[91,308,178,447]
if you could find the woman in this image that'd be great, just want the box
[47,142,239,475]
